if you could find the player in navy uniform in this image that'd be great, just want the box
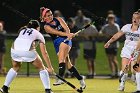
[0,20,54,93]
[40,7,86,89]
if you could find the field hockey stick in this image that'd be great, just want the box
[53,72,83,93]
[119,56,134,82]
[2,1,32,21]
[64,22,95,42]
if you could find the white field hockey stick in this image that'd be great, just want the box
[53,72,83,93]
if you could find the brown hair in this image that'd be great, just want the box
[40,7,50,22]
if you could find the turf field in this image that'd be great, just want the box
[0,76,136,93]
[3,39,123,75]
[1,39,137,93]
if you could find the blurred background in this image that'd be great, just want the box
[0,0,140,78]
[0,0,139,32]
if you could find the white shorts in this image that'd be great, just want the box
[11,48,37,62]
[120,46,135,59]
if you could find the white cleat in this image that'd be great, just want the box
[80,76,86,89]
[53,79,64,86]
[0,88,3,93]
[118,86,124,91]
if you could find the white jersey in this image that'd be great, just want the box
[120,24,140,59]
[121,24,140,48]
[11,28,45,62]
[14,28,45,51]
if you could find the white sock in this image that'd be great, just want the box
[119,70,123,76]
[136,72,140,91]
[119,71,128,87]
[39,70,50,89]
[4,68,17,87]
[131,74,136,82]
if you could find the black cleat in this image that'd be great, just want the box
[0,85,9,93]
[45,89,53,93]
[132,91,140,93]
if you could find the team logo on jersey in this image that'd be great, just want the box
[130,37,133,41]
[126,32,140,37]
[56,25,62,30]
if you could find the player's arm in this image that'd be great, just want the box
[104,31,124,48]
[37,32,54,73]
[57,17,70,33]
[39,43,54,73]
[44,24,74,39]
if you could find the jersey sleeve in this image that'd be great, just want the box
[121,24,128,33]
[36,31,45,44]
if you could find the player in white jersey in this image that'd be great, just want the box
[129,9,140,93]
[0,20,54,93]
[104,11,140,91]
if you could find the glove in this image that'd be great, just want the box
[133,63,139,71]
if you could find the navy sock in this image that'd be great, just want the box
[59,63,66,77]
[69,66,82,80]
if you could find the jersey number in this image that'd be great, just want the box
[22,29,33,35]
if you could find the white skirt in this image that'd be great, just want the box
[11,48,37,62]
[120,46,135,59]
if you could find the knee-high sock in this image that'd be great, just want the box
[4,68,17,87]
[119,71,128,87]
[69,66,82,80]
[39,70,50,89]
[59,63,66,77]
[136,72,140,91]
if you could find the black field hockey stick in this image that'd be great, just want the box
[64,22,95,42]
[1,1,32,21]
[53,72,83,93]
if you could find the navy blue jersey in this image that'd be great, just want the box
[45,18,67,40]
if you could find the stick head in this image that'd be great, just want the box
[77,88,83,93]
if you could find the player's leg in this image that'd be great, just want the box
[32,54,53,93]
[53,43,69,86]
[85,49,95,78]
[132,55,140,93]
[131,61,136,83]
[118,58,129,91]
[0,53,3,74]
[107,54,114,76]
[67,55,86,89]
[112,55,119,78]
[86,59,94,78]
[0,60,21,93]
[132,66,140,93]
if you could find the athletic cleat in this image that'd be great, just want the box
[45,89,53,93]
[0,85,9,93]
[132,91,140,93]
[53,79,64,86]
[117,86,124,91]
[80,76,86,89]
